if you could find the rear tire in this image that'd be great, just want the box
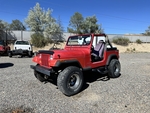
[108,59,121,78]
[57,66,83,96]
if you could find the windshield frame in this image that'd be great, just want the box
[66,35,92,46]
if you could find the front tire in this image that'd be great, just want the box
[57,66,83,96]
[108,59,121,78]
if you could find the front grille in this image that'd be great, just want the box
[41,54,49,67]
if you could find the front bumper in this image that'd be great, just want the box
[30,65,52,76]
[11,49,29,55]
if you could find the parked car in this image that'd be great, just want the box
[8,40,33,57]
[0,40,10,56]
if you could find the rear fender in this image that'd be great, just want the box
[106,54,118,65]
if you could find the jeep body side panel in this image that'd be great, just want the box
[90,49,119,68]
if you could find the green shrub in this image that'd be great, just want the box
[126,48,136,52]
[136,39,142,44]
[46,37,54,44]
[126,48,130,52]
[31,33,48,48]
[112,37,130,46]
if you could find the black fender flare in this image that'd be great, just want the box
[55,59,82,68]
[106,54,118,65]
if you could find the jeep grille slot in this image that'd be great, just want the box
[41,54,49,66]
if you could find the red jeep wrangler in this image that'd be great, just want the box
[30,33,121,96]
[0,40,10,56]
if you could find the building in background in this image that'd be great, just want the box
[0,30,150,43]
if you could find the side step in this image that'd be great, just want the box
[92,67,108,75]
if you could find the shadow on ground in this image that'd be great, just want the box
[0,63,14,68]
[81,71,110,92]
[44,71,111,94]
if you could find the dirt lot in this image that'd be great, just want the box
[0,53,150,113]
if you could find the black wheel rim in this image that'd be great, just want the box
[68,73,80,89]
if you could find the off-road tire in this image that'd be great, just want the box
[108,59,121,78]
[34,70,46,82]
[57,66,83,96]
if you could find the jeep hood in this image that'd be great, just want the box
[38,49,88,59]
[52,49,86,59]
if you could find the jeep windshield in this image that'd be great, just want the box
[15,41,29,45]
[67,35,91,46]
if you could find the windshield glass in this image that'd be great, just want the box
[67,35,91,46]
[15,41,29,45]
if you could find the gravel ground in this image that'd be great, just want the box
[0,53,150,113]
